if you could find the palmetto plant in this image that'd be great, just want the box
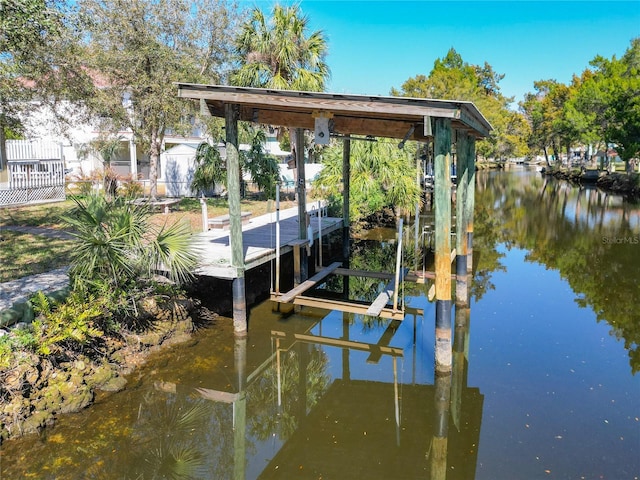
[62,194,197,292]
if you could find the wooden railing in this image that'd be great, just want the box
[8,160,66,189]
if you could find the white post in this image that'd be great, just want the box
[129,138,138,178]
[275,183,281,294]
[393,218,404,311]
[200,195,208,232]
[318,200,323,267]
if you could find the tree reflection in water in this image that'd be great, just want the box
[474,169,640,373]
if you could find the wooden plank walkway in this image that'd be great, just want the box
[192,205,343,279]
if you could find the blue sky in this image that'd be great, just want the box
[247,1,640,106]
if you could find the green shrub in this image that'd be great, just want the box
[30,291,104,356]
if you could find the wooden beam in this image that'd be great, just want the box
[366,268,408,317]
[179,87,464,120]
[289,295,408,320]
[272,331,404,357]
[275,262,342,303]
[195,388,239,404]
[459,106,492,138]
[334,268,394,280]
[177,84,492,139]
[366,320,402,364]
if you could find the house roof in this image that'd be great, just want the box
[176,84,492,141]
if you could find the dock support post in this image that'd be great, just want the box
[451,303,470,431]
[434,118,452,373]
[455,132,471,306]
[295,128,308,283]
[465,136,476,274]
[342,135,351,297]
[275,183,281,294]
[225,103,247,336]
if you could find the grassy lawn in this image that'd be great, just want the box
[0,200,74,228]
[0,230,76,283]
[0,196,299,283]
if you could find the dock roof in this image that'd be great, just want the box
[176,83,492,141]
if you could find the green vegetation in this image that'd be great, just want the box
[521,38,640,170]
[192,128,280,200]
[473,172,640,374]
[231,3,330,92]
[0,230,74,282]
[391,47,528,162]
[62,194,197,290]
[0,193,197,370]
[313,138,421,223]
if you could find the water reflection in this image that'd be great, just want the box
[0,288,483,480]
[475,169,640,374]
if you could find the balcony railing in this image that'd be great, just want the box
[8,160,66,189]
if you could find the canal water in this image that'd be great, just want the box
[1,168,638,479]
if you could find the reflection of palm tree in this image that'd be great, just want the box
[83,392,218,480]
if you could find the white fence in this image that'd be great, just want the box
[6,140,64,162]
[8,160,66,189]
[1,140,66,206]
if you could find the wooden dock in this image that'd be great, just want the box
[192,205,343,279]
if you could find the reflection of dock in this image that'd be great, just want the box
[258,380,483,480]
[192,205,342,279]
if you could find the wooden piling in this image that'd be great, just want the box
[451,304,470,431]
[295,127,308,283]
[225,104,247,336]
[455,131,470,306]
[342,135,351,262]
[434,118,452,372]
[465,135,476,274]
[233,336,247,480]
[430,369,451,480]
[342,135,351,297]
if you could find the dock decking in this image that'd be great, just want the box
[192,205,343,279]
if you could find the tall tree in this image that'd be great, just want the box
[231,3,329,92]
[231,3,330,168]
[391,48,527,161]
[77,0,240,199]
[0,0,86,175]
[606,38,640,171]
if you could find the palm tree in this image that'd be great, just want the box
[62,194,197,292]
[313,139,422,223]
[242,128,280,199]
[231,4,330,92]
[190,141,227,196]
[231,3,330,165]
